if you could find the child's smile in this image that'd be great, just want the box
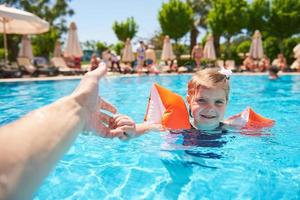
[188,87,227,130]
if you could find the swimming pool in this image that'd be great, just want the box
[1,75,300,199]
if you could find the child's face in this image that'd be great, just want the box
[188,87,227,130]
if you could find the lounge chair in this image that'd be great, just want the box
[0,63,23,78]
[17,57,58,77]
[33,57,59,76]
[51,57,86,75]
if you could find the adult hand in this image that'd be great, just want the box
[71,63,120,138]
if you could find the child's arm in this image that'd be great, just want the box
[134,122,163,136]
[111,115,164,140]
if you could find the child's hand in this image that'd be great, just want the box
[109,114,137,140]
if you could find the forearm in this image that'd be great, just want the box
[0,95,86,200]
[133,122,163,137]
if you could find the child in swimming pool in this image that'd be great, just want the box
[111,67,231,140]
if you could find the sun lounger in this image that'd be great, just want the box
[17,57,58,77]
[178,66,188,73]
[51,57,86,75]
[0,63,23,78]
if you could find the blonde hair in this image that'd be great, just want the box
[187,68,230,101]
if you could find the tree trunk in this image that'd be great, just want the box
[226,36,232,59]
[174,38,180,60]
[190,25,199,53]
[213,35,220,58]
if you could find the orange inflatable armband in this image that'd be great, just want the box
[144,83,191,129]
[225,107,274,128]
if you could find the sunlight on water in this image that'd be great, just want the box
[1,75,300,199]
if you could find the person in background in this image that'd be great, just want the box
[136,41,146,70]
[258,55,270,72]
[0,65,132,200]
[272,53,288,72]
[102,49,112,71]
[145,45,159,74]
[241,54,255,71]
[110,51,122,73]
[268,66,279,80]
[191,44,203,70]
[90,53,100,71]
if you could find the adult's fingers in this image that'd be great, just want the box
[99,98,117,114]
[94,122,111,138]
[98,112,113,125]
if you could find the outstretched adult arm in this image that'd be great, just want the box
[0,65,120,200]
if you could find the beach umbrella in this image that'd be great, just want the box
[18,34,33,59]
[203,35,216,60]
[161,35,175,61]
[53,40,63,57]
[0,4,49,63]
[293,44,300,59]
[122,38,134,62]
[64,22,83,58]
[249,30,264,59]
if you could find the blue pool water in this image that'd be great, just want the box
[1,75,300,199]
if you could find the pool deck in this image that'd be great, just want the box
[1,72,300,83]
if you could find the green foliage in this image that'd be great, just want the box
[1,0,74,59]
[281,37,300,64]
[149,31,165,49]
[219,36,251,65]
[207,0,248,58]
[187,0,211,29]
[0,34,21,62]
[208,0,248,38]
[236,40,251,54]
[173,43,189,56]
[32,28,59,57]
[96,42,110,55]
[112,17,138,42]
[267,0,300,52]
[112,42,125,56]
[263,36,280,61]
[247,0,270,35]
[186,0,212,49]
[268,0,300,39]
[0,48,4,59]
[158,0,194,42]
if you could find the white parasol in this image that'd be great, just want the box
[18,34,33,59]
[64,22,83,58]
[122,38,134,62]
[0,4,49,63]
[249,30,264,59]
[203,35,216,60]
[161,35,175,61]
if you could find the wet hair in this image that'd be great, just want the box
[187,68,230,101]
[269,66,279,74]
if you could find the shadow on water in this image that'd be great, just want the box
[160,128,229,199]
[159,126,272,199]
